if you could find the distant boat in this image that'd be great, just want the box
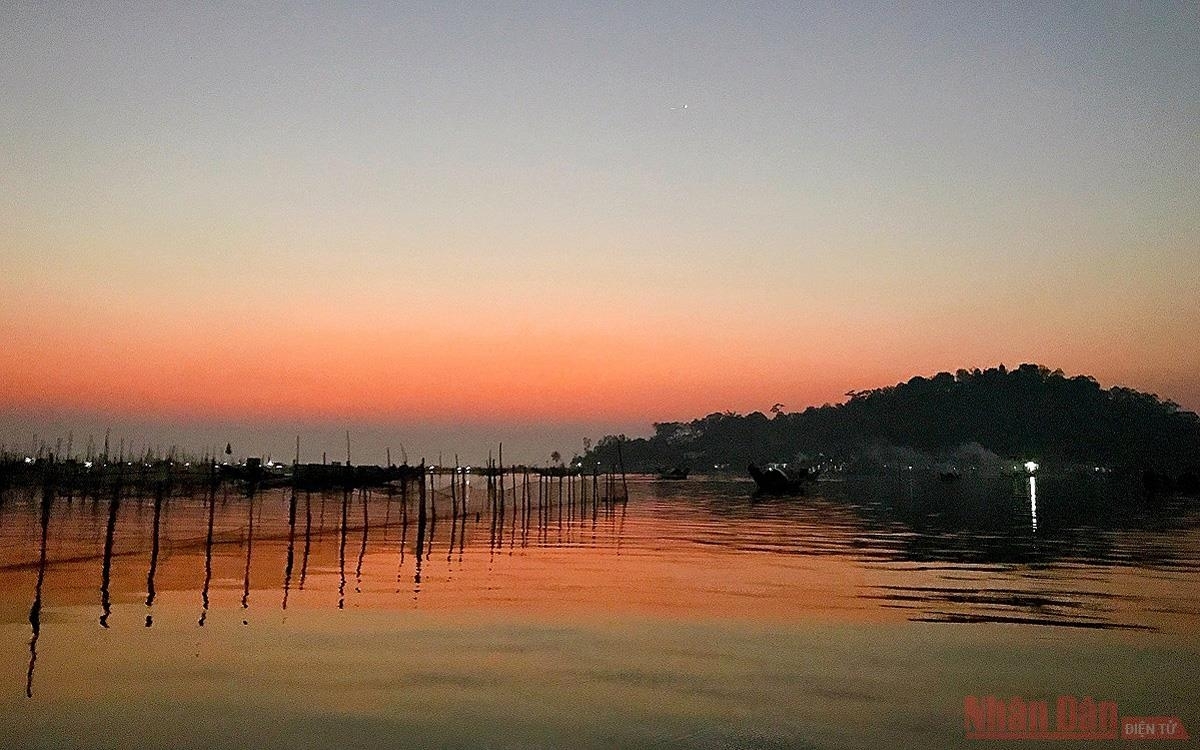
[938,470,962,482]
[747,463,815,496]
[656,467,690,480]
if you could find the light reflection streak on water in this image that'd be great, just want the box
[1030,476,1038,533]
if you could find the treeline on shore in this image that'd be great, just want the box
[578,364,1200,479]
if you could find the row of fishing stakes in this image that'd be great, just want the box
[13,441,629,698]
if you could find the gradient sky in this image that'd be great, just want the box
[2,2,1198,462]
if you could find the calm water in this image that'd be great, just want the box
[1,475,1198,748]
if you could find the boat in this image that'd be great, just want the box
[656,467,690,480]
[747,463,815,496]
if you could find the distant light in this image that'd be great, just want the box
[84,461,93,468]
[1024,461,1039,474]
[24,457,33,464]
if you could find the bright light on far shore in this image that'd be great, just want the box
[1024,461,1040,474]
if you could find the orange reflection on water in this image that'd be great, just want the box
[0,482,909,627]
[3,477,1199,635]
[3,477,1200,749]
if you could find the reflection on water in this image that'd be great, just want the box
[199,488,215,626]
[144,488,162,627]
[1,474,1199,747]
[99,490,119,628]
[1030,475,1038,533]
[24,486,50,698]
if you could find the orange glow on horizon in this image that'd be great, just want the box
[3,301,1198,425]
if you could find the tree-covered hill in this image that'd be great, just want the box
[579,365,1200,476]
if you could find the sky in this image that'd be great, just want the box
[2,2,1198,463]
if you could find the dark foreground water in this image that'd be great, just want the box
[1,475,1197,748]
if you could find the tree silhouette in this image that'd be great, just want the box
[577,364,1200,475]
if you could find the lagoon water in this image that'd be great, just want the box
[1,475,1197,748]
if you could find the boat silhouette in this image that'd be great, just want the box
[747,463,815,496]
